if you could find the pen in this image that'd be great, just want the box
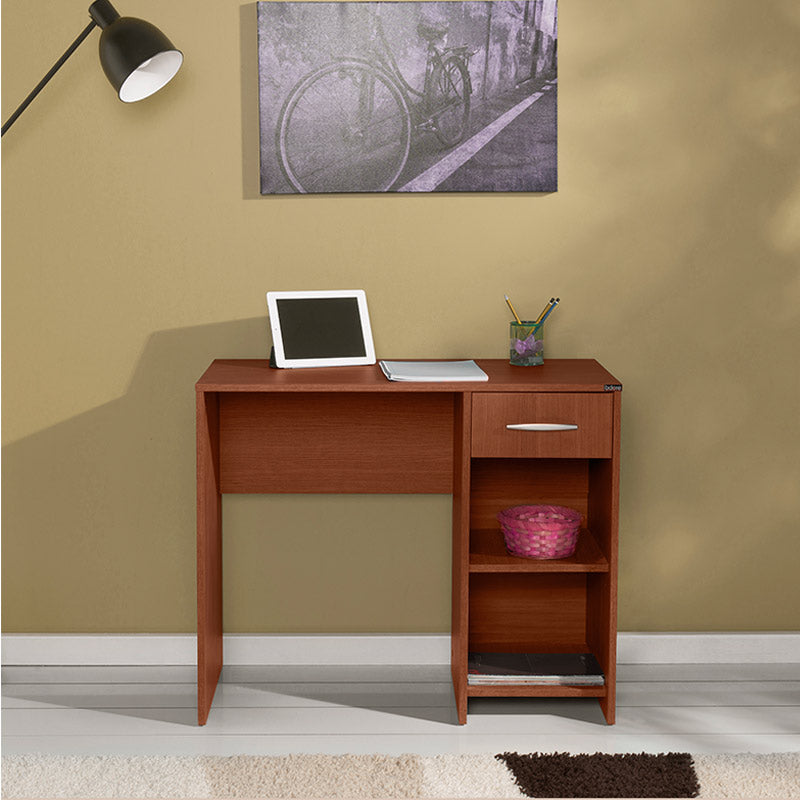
[538,297,560,325]
[534,297,555,325]
[504,294,522,325]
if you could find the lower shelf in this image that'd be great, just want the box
[467,684,606,698]
[467,651,605,695]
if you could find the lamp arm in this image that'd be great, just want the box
[2,19,98,138]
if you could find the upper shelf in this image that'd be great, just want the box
[469,528,609,573]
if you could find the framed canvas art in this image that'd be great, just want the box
[257,1,557,194]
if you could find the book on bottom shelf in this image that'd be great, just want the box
[467,652,605,686]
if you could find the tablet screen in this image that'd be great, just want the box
[276,297,367,359]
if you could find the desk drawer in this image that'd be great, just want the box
[471,393,613,458]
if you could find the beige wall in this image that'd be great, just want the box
[2,0,799,634]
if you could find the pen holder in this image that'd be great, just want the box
[510,321,544,366]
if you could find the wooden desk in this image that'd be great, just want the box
[196,358,621,725]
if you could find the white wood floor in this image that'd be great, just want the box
[2,663,799,756]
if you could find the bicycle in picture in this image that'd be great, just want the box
[275,4,474,193]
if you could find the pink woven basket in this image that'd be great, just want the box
[497,504,581,559]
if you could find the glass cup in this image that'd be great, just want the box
[509,321,544,366]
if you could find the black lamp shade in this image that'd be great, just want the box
[1,0,183,137]
[97,16,183,102]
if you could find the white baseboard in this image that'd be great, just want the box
[0,634,448,667]
[616,632,800,664]
[2,632,799,667]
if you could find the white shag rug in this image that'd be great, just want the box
[2,752,799,798]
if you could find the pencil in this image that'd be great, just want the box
[504,294,522,325]
[534,298,555,325]
[538,297,560,325]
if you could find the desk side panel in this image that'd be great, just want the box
[197,391,223,725]
[587,390,621,724]
[218,393,454,494]
[451,393,471,724]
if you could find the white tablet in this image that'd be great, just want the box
[266,290,376,368]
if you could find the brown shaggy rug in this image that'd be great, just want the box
[2,751,799,798]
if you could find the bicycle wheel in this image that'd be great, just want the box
[430,56,471,147]
[277,60,412,193]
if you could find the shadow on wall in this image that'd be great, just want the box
[1,318,271,633]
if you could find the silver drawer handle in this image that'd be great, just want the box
[506,423,579,431]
